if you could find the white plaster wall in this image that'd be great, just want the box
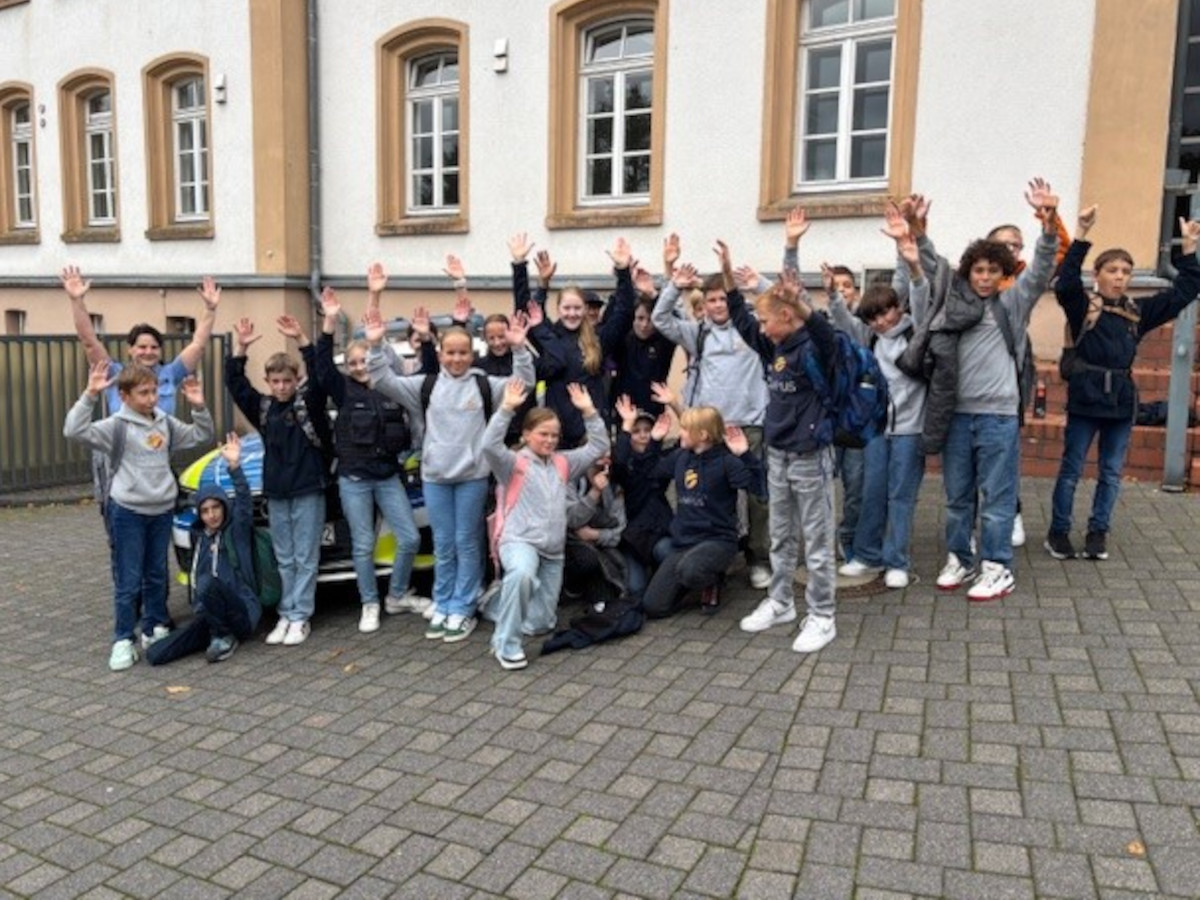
[0,0,256,275]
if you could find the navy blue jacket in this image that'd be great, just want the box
[649,442,765,547]
[727,288,835,453]
[613,432,673,535]
[190,466,261,627]
[226,340,330,499]
[1059,240,1200,420]
[612,328,677,414]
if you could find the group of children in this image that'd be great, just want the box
[62,180,1200,672]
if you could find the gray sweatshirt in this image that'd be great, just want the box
[63,394,215,514]
[482,408,609,558]
[652,282,768,426]
[368,346,534,483]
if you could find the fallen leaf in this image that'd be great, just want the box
[343,663,359,674]
[166,685,191,695]
[1127,839,1146,857]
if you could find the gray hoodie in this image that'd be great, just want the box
[63,393,214,514]
[368,346,534,483]
[482,408,608,558]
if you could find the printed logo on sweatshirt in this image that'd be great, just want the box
[146,431,166,450]
[773,356,787,372]
[683,468,699,490]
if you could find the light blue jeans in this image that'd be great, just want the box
[943,413,1019,569]
[852,434,925,571]
[491,542,564,659]
[766,446,837,618]
[338,474,420,605]
[423,478,488,618]
[267,491,325,622]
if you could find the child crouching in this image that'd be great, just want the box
[482,380,609,670]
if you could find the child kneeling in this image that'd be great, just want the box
[482,380,609,670]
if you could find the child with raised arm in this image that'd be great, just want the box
[367,306,535,644]
[612,395,674,600]
[64,362,214,670]
[482,381,609,670]
[226,315,331,646]
[834,224,930,589]
[313,289,428,633]
[1046,210,1200,561]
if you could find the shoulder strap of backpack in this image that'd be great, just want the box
[109,417,127,476]
[552,453,569,482]
[990,298,1019,361]
[687,324,709,406]
[259,395,271,428]
[420,371,438,414]
[475,373,494,421]
[503,454,531,516]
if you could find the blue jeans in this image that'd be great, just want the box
[492,542,564,659]
[836,445,865,559]
[852,434,925,571]
[943,413,1019,568]
[267,492,325,622]
[107,503,173,641]
[423,478,489,618]
[339,474,420,605]
[1050,413,1133,536]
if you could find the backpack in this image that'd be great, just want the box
[803,330,890,449]
[223,525,282,608]
[259,391,324,450]
[420,371,494,421]
[685,324,710,406]
[93,417,177,513]
[990,299,1036,425]
[487,453,569,569]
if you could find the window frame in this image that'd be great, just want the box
[142,53,213,240]
[759,0,922,221]
[405,50,461,216]
[0,82,39,244]
[171,76,210,222]
[58,69,121,242]
[377,19,469,236]
[547,0,668,230]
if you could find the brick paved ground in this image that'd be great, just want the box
[1,476,1199,899]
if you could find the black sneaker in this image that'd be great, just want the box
[1043,532,1076,560]
[205,636,238,663]
[1083,531,1108,560]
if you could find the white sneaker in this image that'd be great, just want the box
[139,624,171,650]
[422,602,437,621]
[282,620,311,645]
[442,615,476,644]
[838,559,883,578]
[884,568,910,589]
[384,590,432,616]
[358,603,381,633]
[739,597,797,633]
[496,649,529,671]
[966,561,1014,601]
[265,618,289,645]
[792,615,836,653]
[748,565,772,590]
[108,639,138,671]
[936,553,975,591]
[1011,513,1026,548]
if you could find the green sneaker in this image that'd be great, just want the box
[424,613,447,640]
[442,615,477,644]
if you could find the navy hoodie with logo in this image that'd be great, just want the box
[649,443,765,547]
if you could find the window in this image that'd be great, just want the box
[166,315,195,336]
[143,54,213,239]
[547,0,667,229]
[377,19,469,235]
[5,310,26,336]
[0,83,38,243]
[59,70,120,241]
[759,0,921,220]
[89,313,104,335]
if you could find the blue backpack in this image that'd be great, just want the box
[803,330,890,449]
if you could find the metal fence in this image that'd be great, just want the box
[0,334,232,494]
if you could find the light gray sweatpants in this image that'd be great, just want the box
[766,445,837,619]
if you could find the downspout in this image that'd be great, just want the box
[307,0,322,321]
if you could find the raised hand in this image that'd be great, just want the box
[181,374,206,408]
[897,232,920,267]
[220,431,242,469]
[233,317,262,350]
[820,262,836,294]
[276,315,305,342]
[452,293,472,324]
[590,465,610,494]
[527,300,544,328]
[86,359,114,397]
[672,262,701,290]
[362,307,386,345]
[1180,217,1200,256]
[566,382,597,416]
[633,265,656,298]
[410,305,431,339]
[508,232,534,263]
[725,425,749,455]
[1077,204,1098,236]
[712,240,733,276]
[784,206,810,247]
[61,265,91,302]
[1025,177,1059,215]
[650,411,672,442]
[506,309,530,349]
[880,200,909,241]
[534,249,557,286]
[650,381,677,409]
[608,236,632,270]
[197,275,221,310]
[502,377,528,411]
[366,261,387,296]
[663,232,681,273]
[615,394,637,430]
[733,265,761,293]
[443,253,466,282]
[320,286,342,321]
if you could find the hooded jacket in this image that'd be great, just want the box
[189,465,261,627]
[651,442,766,547]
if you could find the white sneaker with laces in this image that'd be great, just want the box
[739,597,797,633]
[966,561,1014,601]
[748,565,772,590]
[282,620,311,645]
[265,618,289,645]
[358,603,381,633]
[384,590,432,616]
[884,568,910,589]
[792,615,836,653]
[838,559,883,578]
[139,624,171,650]
[1011,513,1026,547]
[108,639,138,671]
[936,553,975,591]
[496,649,529,671]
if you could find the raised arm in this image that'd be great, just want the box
[313,287,346,406]
[508,232,535,313]
[61,266,110,367]
[1055,206,1093,339]
[481,378,525,481]
[597,237,637,354]
[651,267,700,352]
[176,276,221,372]
[1138,216,1200,333]
[562,383,610,479]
